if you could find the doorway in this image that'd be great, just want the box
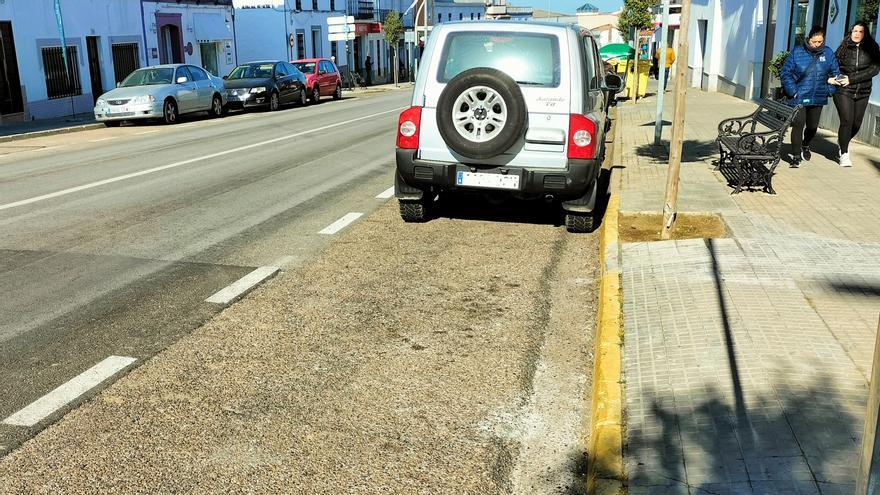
[86,36,103,104]
[199,42,218,76]
[156,13,183,64]
[0,21,23,115]
[761,0,777,98]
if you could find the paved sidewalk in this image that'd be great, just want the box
[0,113,100,141]
[616,84,880,493]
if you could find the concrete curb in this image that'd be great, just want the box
[0,123,105,144]
[587,112,626,494]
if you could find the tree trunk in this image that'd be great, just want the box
[393,50,399,87]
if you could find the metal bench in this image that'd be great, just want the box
[716,98,801,194]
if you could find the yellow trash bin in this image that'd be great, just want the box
[624,61,650,98]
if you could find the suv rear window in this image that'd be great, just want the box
[436,31,561,87]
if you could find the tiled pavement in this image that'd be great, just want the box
[616,84,880,494]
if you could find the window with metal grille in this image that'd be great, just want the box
[330,0,335,10]
[41,45,82,99]
[111,43,140,83]
[295,0,302,10]
[312,0,317,10]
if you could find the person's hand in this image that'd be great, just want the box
[838,75,850,86]
[828,77,841,85]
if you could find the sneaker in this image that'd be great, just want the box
[801,147,812,161]
[789,158,800,169]
[839,152,853,167]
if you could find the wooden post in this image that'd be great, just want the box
[660,0,691,240]
[857,317,880,494]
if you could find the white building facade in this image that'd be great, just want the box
[684,0,880,146]
[0,0,236,122]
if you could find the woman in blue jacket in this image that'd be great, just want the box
[781,26,846,168]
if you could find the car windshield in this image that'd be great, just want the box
[293,62,316,74]
[437,32,561,87]
[227,63,275,79]
[120,68,175,87]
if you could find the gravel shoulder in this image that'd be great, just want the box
[0,198,599,494]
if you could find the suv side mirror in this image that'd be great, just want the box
[603,74,623,94]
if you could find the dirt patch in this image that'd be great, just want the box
[619,212,728,242]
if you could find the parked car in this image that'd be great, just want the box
[223,61,308,111]
[94,64,226,126]
[291,58,343,103]
[394,21,623,232]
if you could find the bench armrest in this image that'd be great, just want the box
[718,115,757,137]
[735,129,783,155]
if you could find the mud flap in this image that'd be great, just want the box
[395,171,425,201]
[561,178,598,213]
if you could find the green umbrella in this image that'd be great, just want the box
[599,43,635,61]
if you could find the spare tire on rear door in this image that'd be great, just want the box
[436,68,527,160]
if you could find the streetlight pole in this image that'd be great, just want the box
[653,0,670,146]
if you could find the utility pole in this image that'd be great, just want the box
[660,0,691,240]
[858,318,880,494]
[653,0,670,146]
[630,27,638,104]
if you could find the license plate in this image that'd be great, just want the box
[456,171,520,190]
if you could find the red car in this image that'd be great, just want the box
[291,58,343,103]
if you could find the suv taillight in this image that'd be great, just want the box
[567,114,597,159]
[397,106,423,149]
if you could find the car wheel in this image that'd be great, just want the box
[299,89,308,106]
[436,68,526,160]
[334,84,342,100]
[399,199,430,222]
[209,94,223,118]
[162,99,178,125]
[104,121,121,128]
[311,86,320,104]
[269,91,280,111]
[565,211,595,233]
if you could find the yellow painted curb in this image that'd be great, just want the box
[587,131,626,493]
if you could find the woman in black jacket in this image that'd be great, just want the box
[834,21,880,167]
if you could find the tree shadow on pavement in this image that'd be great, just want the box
[626,375,860,493]
[624,238,862,492]
[634,139,719,164]
[825,280,880,297]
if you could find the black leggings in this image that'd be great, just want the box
[790,105,823,152]
[834,93,870,153]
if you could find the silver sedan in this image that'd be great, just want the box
[94,64,227,126]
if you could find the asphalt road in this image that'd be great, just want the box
[0,89,409,455]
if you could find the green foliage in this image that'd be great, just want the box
[768,51,788,79]
[383,10,404,47]
[617,0,654,43]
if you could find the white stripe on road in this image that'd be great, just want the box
[135,130,161,135]
[205,266,280,305]
[2,356,137,427]
[319,212,363,235]
[89,137,118,142]
[0,106,406,212]
[375,186,395,199]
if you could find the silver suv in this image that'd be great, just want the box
[394,21,621,232]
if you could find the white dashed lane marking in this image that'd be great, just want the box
[2,356,137,427]
[205,266,280,305]
[376,186,395,199]
[319,212,363,235]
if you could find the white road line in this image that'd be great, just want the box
[375,186,395,199]
[135,130,161,135]
[2,356,137,427]
[0,106,406,212]
[205,266,280,305]
[89,137,118,142]
[319,212,363,235]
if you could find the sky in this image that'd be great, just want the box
[509,0,624,14]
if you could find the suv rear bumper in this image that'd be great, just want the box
[395,149,601,200]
